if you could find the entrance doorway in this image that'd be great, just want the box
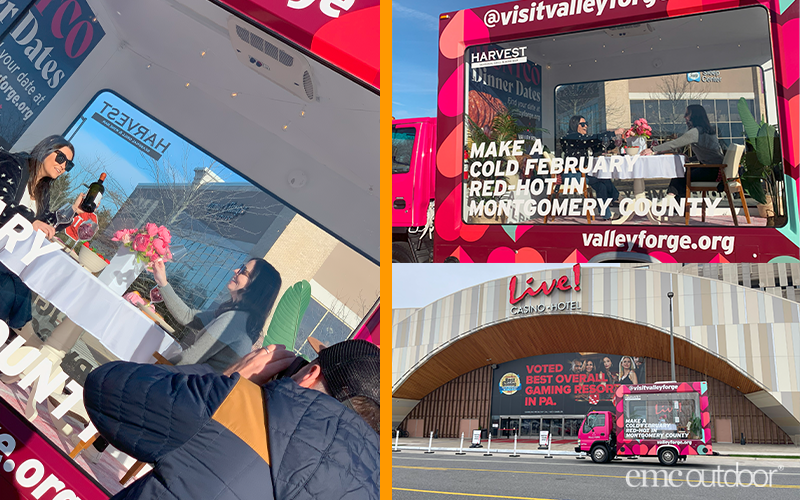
[491,415,587,439]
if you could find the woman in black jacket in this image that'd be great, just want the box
[0,135,85,327]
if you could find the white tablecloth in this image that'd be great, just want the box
[594,155,685,180]
[0,234,181,363]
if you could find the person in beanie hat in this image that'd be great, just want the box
[83,340,379,500]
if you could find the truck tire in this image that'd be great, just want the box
[590,445,609,463]
[658,447,678,466]
[392,242,415,263]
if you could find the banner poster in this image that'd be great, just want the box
[0,0,105,150]
[492,353,646,416]
[468,43,542,141]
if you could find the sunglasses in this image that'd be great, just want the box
[235,263,251,278]
[578,122,588,126]
[54,150,75,172]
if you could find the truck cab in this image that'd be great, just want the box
[392,118,436,262]
[576,411,617,463]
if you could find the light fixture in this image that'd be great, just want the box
[185,83,190,88]
[300,110,305,116]
[282,124,288,130]
[147,64,151,69]
[201,51,206,57]
[231,92,238,97]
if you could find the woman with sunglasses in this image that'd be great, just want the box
[0,135,85,329]
[561,116,625,220]
[149,258,282,373]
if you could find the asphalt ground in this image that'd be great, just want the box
[393,452,800,500]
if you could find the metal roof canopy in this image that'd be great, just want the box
[15,0,379,262]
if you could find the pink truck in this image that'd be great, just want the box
[392,0,799,264]
[576,382,712,466]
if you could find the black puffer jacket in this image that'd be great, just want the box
[84,362,379,500]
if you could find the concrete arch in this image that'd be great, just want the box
[393,313,763,400]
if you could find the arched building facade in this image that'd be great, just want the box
[392,264,800,445]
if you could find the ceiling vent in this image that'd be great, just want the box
[604,23,654,38]
[227,17,318,102]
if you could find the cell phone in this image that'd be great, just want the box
[275,357,309,380]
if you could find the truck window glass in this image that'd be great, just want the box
[61,91,375,359]
[393,127,416,174]
[623,393,701,440]
[461,7,784,228]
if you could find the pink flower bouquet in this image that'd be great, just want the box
[111,223,173,264]
[624,118,652,139]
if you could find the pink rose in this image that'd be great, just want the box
[112,230,125,241]
[145,223,158,237]
[157,226,171,245]
[153,238,167,256]
[132,234,149,252]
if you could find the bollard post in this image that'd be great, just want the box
[393,430,401,453]
[424,431,435,453]
[456,432,466,455]
[483,433,493,456]
[545,431,553,458]
[509,432,520,457]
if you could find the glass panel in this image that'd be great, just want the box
[47,91,376,381]
[645,100,660,124]
[729,99,741,122]
[550,419,563,437]
[541,419,551,433]
[630,100,644,124]
[623,393,702,439]
[701,100,716,121]
[715,100,730,122]
[392,127,416,174]
[717,122,731,139]
[564,418,582,437]
[461,6,783,229]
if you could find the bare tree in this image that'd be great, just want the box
[650,74,708,138]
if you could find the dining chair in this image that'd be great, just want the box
[544,147,594,224]
[683,143,748,226]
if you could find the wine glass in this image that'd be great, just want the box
[150,285,164,304]
[165,245,187,263]
[55,203,76,226]
[76,219,98,242]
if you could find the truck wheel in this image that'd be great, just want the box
[590,445,609,463]
[392,242,415,263]
[658,448,678,466]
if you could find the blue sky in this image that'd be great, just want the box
[393,1,492,119]
[63,91,245,215]
[393,264,619,308]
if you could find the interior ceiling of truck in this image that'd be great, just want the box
[20,0,378,262]
[515,7,771,85]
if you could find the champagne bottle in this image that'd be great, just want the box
[80,173,106,213]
